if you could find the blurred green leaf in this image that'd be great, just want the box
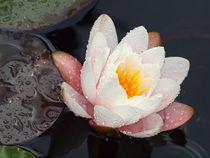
[0,146,36,158]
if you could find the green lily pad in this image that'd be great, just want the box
[0,146,36,158]
[0,0,93,31]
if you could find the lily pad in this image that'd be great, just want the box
[0,30,64,145]
[0,146,36,158]
[0,0,94,31]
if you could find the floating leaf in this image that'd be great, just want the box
[0,0,95,31]
[0,30,64,145]
[0,146,36,158]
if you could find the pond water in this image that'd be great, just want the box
[1,0,210,157]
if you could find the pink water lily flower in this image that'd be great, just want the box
[53,14,194,138]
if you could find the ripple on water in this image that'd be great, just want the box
[151,138,209,158]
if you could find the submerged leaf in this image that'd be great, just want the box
[0,30,64,145]
[0,146,36,158]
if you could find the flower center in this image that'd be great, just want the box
[116,64,147,99]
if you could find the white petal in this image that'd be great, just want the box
[121,113,163,138]
[122,53,143,73]
[86,32,108,60]
[127,95,146,107]
[81,58,96,104]
[143,63,161,79]
[137,94,162,118]
[140,46,165,68]
[142,64,161,96]
[119,26,148,53]
[93,105,124,128]
[106,43,133,68]
[96,71,127,108]
[139,77,153,91]
[161,57,190,84]
[61,82,92,118]
[112,106,142,125]
[93,47,110,84]
[153,78,181,112]
[88,14,118,52]
[86,32,110,84]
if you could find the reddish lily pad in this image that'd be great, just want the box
[0,30,64,145]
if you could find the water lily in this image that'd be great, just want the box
[53,14,193,138]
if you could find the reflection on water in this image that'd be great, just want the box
[151,130,209,158]
[89,129,209,158]
[19,114,209,158]
[88,135,120,158]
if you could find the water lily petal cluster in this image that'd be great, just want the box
[53,14,193,137]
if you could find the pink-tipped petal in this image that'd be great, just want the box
[88,14,118,52]
[94,105,124,128]
[148,32,162,49]
[112,106,142,125]
[61,82,93,118]
[119,113,163,138]
[141,47,165,68]
[153,78,181,112]
[119,117,143,134]
[158,102,194,131]
[161,57,190,84]
[52,51,82,94]
[119,26,148,53]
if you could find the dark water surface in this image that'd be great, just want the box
[1,0,210,157]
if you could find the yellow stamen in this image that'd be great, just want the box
[116,64,147,98]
